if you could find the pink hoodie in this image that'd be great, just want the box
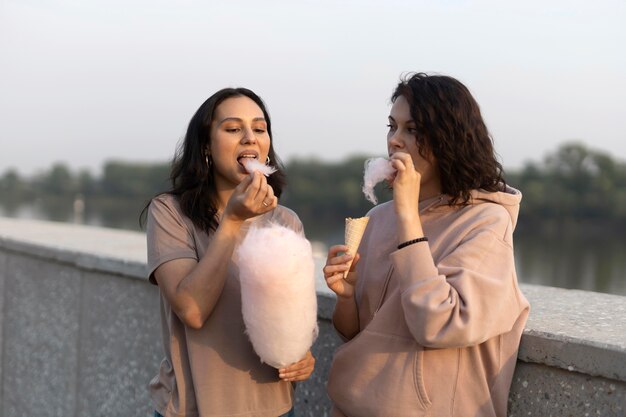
[327,187,530,417]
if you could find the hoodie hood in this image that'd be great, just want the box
[469,185,522,229]
[420,185,522,229]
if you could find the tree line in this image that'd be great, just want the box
[1,142,625,240]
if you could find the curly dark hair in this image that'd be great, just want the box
[142,87,286,232]
[392,73,505,205]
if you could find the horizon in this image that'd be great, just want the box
[0,139,618,179]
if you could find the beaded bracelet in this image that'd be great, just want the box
[397,237,428,250]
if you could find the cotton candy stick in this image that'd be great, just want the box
[241,158,277,176]
[236,223,318,368]
[362,157,395,204]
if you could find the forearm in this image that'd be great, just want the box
[332,295,360,340]
[397,212,425,244]
[171,218,243,328]
[392,229,522,348]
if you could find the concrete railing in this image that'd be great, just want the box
[0,217,624,417]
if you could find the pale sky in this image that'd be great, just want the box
[1,0,625,176]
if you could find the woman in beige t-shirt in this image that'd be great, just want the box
[145,88,315,417]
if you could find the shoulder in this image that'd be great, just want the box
[465,200,510,220]
[358,201,397,245]
[149,193,180,214]
[147,193,194,233]
[364,201,396,228]
[365,200,394,219]
[455,201,513,243]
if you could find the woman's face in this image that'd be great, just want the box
[208,96,271,190]
[387,95,439,190]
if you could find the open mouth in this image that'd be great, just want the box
[237,152,258,168]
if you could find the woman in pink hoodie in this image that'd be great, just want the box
[323,73,530,417]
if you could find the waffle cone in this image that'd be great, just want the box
[344,217,369,278]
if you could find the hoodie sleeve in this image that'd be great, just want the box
[390,210,523,349]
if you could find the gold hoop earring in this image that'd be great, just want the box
[206,154,212,168]
[266,156,270,164]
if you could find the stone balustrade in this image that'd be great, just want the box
[0,217,624,416]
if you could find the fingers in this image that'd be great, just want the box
[390,151,414,170]
[234,171,255,194]
[348,252,360,273]
[279,351,315,382]
[344,253,360,285]
[246,171,263,197]
[325,266,357,298]
[390,157,411,176]
[236,172,276,212]
[232,172,259,204]
[251,172,267,200]
[248,173,277,211]
[389,151,421,196]
[261,182,277,210]
[223,172,271,222]
[326,244,349,260]
[323,245,353,282]
[326,271,348,286]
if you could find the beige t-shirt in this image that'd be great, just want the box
[146,193,302,417]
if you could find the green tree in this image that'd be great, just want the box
[513,141,626,233]
[36,163,76,196]
[77,169,98,197]
[0,169,27,213]
[282,155,391,242]
[101,161,169,199]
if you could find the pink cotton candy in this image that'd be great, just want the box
[241,158,277,176]
[235,223,318,368]
[362,157,395,205]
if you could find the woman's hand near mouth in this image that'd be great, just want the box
[222,171,277,224]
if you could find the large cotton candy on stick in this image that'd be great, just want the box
[343,217,369,278]
[362,157,395,204]
[236,224,318,368]
[241,158,277,177]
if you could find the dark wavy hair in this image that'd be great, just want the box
[392,73,505,205]
[142,87,286,232]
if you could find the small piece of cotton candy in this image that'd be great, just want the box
[236,223,318,368]
[362,157,395,204]
[242,158,277,176]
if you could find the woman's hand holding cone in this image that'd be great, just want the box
[323,245,360,299]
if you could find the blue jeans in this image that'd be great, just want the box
[155,408,294,417]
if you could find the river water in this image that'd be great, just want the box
[2,202,625,296]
